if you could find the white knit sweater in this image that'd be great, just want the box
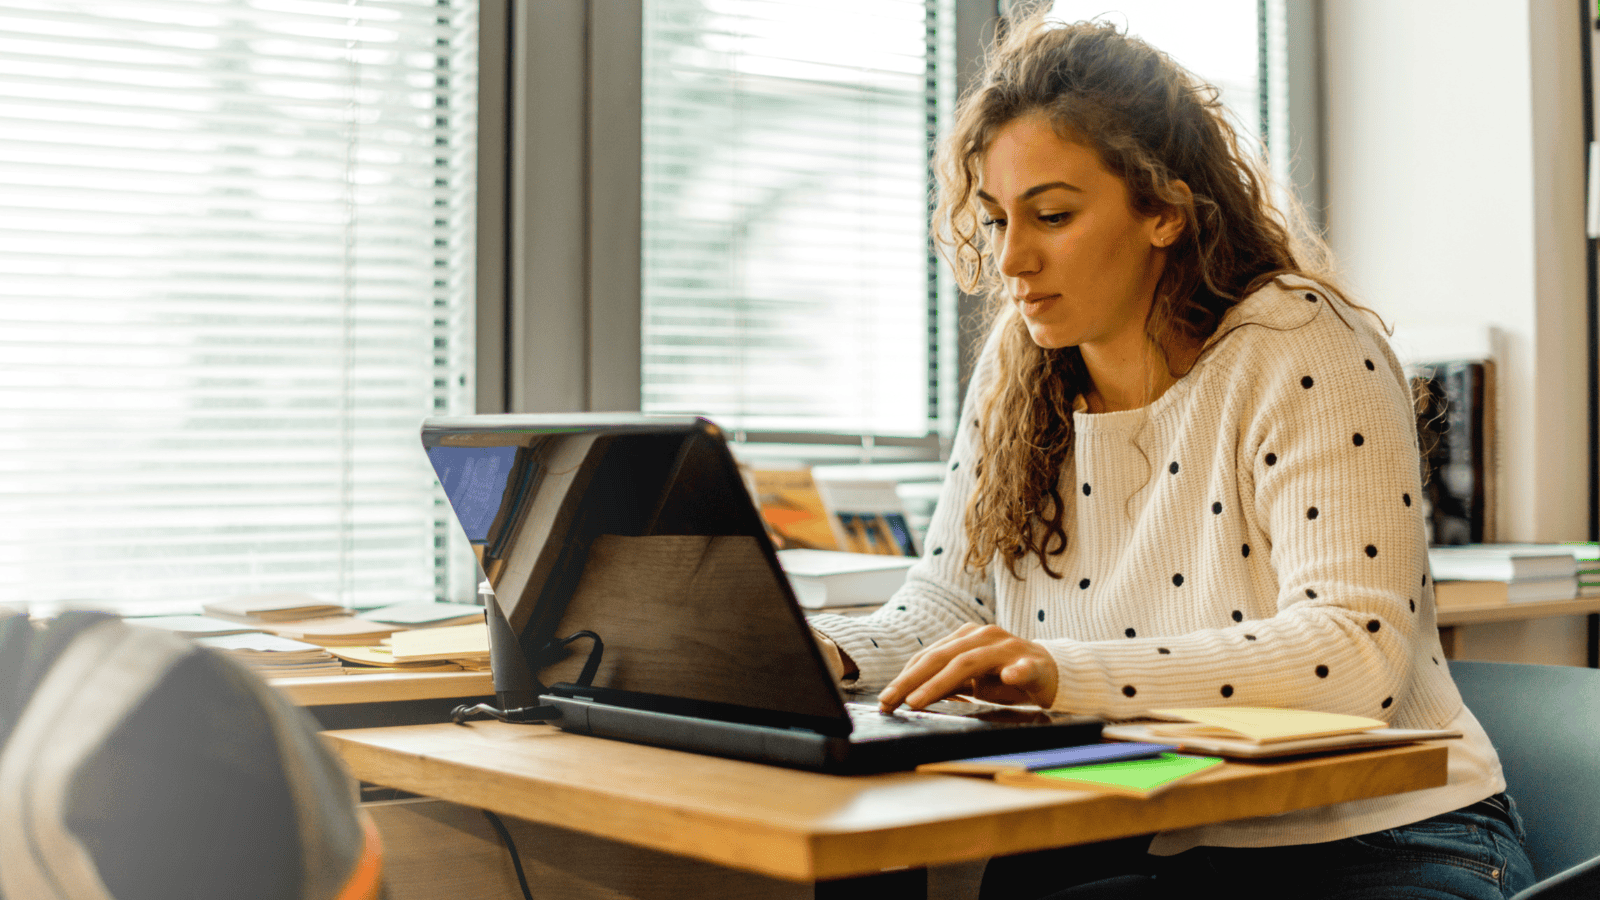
[810,278,1504,852]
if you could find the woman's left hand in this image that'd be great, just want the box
[878,623,1059,712]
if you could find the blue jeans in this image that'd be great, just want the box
[980,793,1537,900]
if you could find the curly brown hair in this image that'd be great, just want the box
[933,11,1348,579]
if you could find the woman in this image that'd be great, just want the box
[807,11,1534,899]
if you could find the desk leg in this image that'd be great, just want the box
[814,868,926,900]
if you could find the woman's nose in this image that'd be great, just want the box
[996,226,1039,279]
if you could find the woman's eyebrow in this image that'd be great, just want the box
[975,181,1084,203]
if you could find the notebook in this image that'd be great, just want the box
[421,414,1101,773]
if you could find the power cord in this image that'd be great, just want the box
[482,809,535,900]
[450,703,560,725]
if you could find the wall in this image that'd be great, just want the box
[1321,0,1592,665]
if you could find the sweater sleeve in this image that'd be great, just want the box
[1042,295,1433,721]
[806,322,1007,689]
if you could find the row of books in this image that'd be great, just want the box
[129,592,489,679]
[1429,543,1598,608]
[742,462,946,557]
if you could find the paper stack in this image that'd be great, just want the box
[1428,544,1580,607]
[194,632,345,678]
[380,622,490,669]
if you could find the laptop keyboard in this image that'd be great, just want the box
[845,702,987,740]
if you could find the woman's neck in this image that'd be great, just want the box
[1080,337,1199,414]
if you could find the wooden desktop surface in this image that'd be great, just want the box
[325,722,1448,884]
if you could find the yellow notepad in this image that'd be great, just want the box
[1144,707,1385,744]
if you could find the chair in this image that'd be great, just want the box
[1450,660,1600,900]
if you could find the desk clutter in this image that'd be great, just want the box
[919,706,1460,797]
[127,593,489,678]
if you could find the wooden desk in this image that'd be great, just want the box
[326,722,1447,897]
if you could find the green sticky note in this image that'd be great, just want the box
[1033,752,1223,794]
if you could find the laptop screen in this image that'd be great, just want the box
[421,415,847,722]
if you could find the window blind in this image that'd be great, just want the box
[0,0,478,607]
[641,0,950,437]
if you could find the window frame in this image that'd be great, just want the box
[482,0,1322,460]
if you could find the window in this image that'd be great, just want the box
[1048,0,1297,196]
[0,0,479,606]
[640,0,955,439]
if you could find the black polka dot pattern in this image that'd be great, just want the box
[1169,461,1180,474]
[1303,292,1318,302]
[1220,684,1234,698]
[1082,482,1091,496]
[1244,634,1256,641]
[1212,502,1222,515]
[1403,493,1412,507]
[1037,609,1045,622]
[1122,685,1137,697]
[1301,376,1314,389]
[1125,627,1136,638]
[1382,697,1393,709]
[1352,433,1364,447]
[1366,545,1378,558]
[1079,578,1090,589]
[1157,647,1171,655]
[932,547,943,556]
[1172,573,1184,587]
[1307,507,1319,520]
[951,460,959,471]
[1242,544,1251,557]
[1305,588,1317,599]
[1315,665,1329,678]
[1231,610,1243,622]
[1409,599,1415,612]
[1364,359,1375,371]
[975,596,985,606]
[1366,619,1381,632]
[1265,453,1278,466]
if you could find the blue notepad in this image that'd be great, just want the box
[917,741,1174,775]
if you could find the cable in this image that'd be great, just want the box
[450,702,561,725]
[481,809,535,900]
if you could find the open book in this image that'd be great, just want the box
[1103,707,1460,759]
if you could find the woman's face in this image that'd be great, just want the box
[977,114,1178,353]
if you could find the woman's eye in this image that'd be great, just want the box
[980,216,1005,229]
[1040,212,1070,225]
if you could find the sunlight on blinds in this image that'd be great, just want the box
[0,0,478,606]
[641,0,947,436]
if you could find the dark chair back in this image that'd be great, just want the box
[1450,660,1600,895]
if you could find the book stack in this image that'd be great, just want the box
[777,548,916,614]
[1562,543,1600,597]
[1428,544,1579,608]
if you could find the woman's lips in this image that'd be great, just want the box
[1017,294,1060,317]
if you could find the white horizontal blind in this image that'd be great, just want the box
[641,0,944,436]
[0,0,478,607]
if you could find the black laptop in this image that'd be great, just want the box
[421,414,1100,774]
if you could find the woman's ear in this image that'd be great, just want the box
[1150,179,1191,248]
